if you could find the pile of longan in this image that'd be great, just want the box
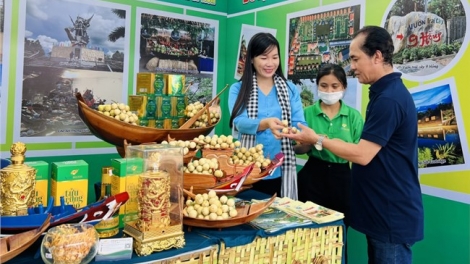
[183,190,238,220]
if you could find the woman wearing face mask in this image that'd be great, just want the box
[229,32,307,200]
[294,63,363,228]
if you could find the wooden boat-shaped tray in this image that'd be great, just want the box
[76,92,218,148]
[0,214,51,263]
[184,164,255,196]
[183,194,276,229]
[203,153,285,186]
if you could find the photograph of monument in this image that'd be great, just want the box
[17,0,129,140]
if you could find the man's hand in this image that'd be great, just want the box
[281,123,318,145]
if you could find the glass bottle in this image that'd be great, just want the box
[94,183,119,238]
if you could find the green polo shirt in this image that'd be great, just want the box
[303,100,364,164]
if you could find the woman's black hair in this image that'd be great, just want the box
[353,25,394,66]
[316,63,347,88]
[229,32,285,128]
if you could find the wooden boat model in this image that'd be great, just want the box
[183,193,276,229]
[0,214,51,263]
[75,92,218,148]
[1,192,129,233]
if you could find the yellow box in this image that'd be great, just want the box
[136,73,166,95]
[111,158,143,228]
[51,160,88,209]
[25,161,49,206]
[136,72,155,95]
[128,95,147,119]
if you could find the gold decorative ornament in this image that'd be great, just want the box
[123,144,185,256]
[0,142,37,216]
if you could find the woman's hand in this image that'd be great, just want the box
[259,117,284,139]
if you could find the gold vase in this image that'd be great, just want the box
[0,142,37,216]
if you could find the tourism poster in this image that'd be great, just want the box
[286,1,364,81]
[136,8,218,104]
[234,24,277,80]
[383,0,467,81]
[14,0,130,142]
[285,1,364,112]
[411,78,469,174]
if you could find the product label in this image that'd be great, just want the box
[146,96,156,118]
[52,179,88,209]
[154,74,165,95]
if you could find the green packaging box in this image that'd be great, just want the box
[25,161,50,206]
[110,158,143,227]
[51,160,88,209]
[111,158,144,176]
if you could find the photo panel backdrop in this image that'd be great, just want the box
[135,7,219,105]
[13,0,130,144]
[411,77,469,173]
[382,0,469,82]
[285,1,365,111]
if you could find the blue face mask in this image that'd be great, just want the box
[318,91,344,105]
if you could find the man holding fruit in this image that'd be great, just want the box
[281,26,424,264]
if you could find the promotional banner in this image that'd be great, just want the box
[155,0,227,13]
[228,0,290,14]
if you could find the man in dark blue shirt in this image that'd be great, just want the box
[282,25,424,264]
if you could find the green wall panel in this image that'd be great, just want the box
[2,1,469,263]
[348,194,470,264]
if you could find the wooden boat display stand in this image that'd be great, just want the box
[75,84,229,158]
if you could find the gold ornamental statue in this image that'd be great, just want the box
[123,144,185,256]
[0,142,37,216]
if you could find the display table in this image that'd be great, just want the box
[10,190,344,264]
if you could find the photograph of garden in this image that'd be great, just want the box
[286,4,361,80]
[384,0,466,79]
